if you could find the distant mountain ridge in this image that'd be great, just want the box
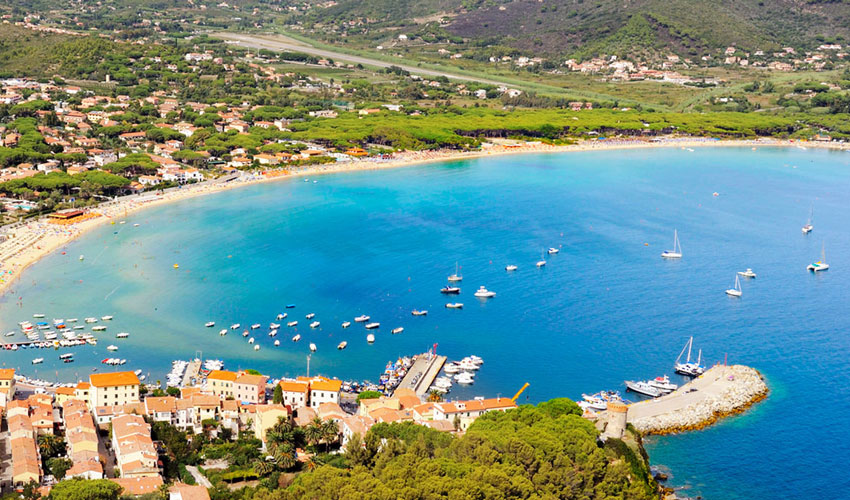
[314,0,850,58]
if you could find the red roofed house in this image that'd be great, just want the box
[433,398,517,431]
[89,371,140,411]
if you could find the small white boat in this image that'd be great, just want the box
[139,375,146,381]
[277,313,286,320]
[134,223,140,227]
[648,375,678,392]
[366,334,375,343]
[79,255,84,261]
[355,315,370,322]
[536,258,546,268]
[309,343,317,352]
[4,331,14,337]
[254,345,260,351]
[365,322,380,329]
[455,372,475,385]
[107,345,118,351]
[269,329,278,337]
[230,323,240,330]
[726,274,742,297]
[807,241,829,272]
[738,268,757,278]
[85,318,98,324]
[310,321,320,328]
[101,316,113,321]
[802,204,814,234]
[248,337,255,344]
[92,326,107,331]
[32,358,44,364]
[306,313,315,319]
[219,329,228,336]
[548,247,560,254]
[411,310,428,316]
[292,334,301,342]
[251,324,261,330]
[287,321,298,327]
[205,321,215,328]
[625,380,661,397]
[73,326,85,330]
[474,286,496,298]
[447,262,462,282]
[274,340,280,346]
[341,321,351,328]
[391,327,404,334]
[242,330,250,337]
[444,363,461,374]
[337,341,347,350]
[505,264,518,271]
[116,332,129,338]
[445,303,463,309]
[134,369,142,375]
[33,314,45,318]
[270,323,280,329]
[66,318,78,323]
[661,230,683,259]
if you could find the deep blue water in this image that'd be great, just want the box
[2,146,850,498]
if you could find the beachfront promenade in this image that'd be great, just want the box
[625,365,767,434]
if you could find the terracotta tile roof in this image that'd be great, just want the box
[0,368,15,380]
[436,398,517,414]
[255,403,287,415]
[55,386,76,395]
[207,370,237,382]
[235,373,266,386]
[111,477,164,495]
[278,380,309,393]
[144,396,177,414]
[310,378,342,392]
[89,371,140,387]
[170,483,211,500]
[76,382,91,390]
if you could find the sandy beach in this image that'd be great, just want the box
[1,136,847,298]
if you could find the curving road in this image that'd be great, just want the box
[212,32,508,86]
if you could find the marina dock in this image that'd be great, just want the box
[396,353,447,397]
[181,359,202,387]
[624,364,767,435]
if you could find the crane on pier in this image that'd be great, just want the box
[511,382,530,402]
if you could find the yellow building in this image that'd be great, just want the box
[89,372,140,410]
[253,404,288,443]
[0,368,16,404]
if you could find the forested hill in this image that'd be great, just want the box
[311,0,850,58]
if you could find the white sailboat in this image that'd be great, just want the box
[674,337,705,377]
[807,241,829,272]
[661,230,682,258]
[726,274,742,297]
[802,205,813,234]
[536,250,546,268]
[448,262,462,282]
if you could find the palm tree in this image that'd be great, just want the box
[321,420,339,451]
[273,443,296,471]
[253,459,274,477]
[305,454,325,472]
[427,389,443,402]
[305,417,324,448]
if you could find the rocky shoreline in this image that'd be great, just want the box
[629,365,768,435]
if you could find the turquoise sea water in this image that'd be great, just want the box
[2,147,850,498]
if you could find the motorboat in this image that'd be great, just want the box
[292,334,301,342]
[726,274,742,297]
[536,258,546,268]
[85,318,98,323]
[366,334,375,343]
[274,340,280,346]
[355,315,370,323]
[66,318,77,323]
[230,323,240,330]
[32,358,44,364]
[306,313,316,319]
[251,324,261,330]
[287,321,298,327]
[102,316,113,321]
[277,313,286,320]
[310,321,320,329]
[365,322,380,329]
[116,332,129,338]
[309,343,317,352]
[248,337,255,344]
[447,262,462,282]
[268,329,278,337]
[661,230,683,258]
[286,304,296,309]
[455,372,475,384]
[648,375,678,392]
[4,332,14,337]
[807,241,829,272]
[341,321,351,328]
[33,314,45,318]
[337,341,348,350]
[440,286,461,294]
[474,286,496,298]
[458,359,479,371]
[505,264,518,271]
[107,345,118,351]
[391,327,404,334]
[444,362,461,374]
[625,380,661,397]
[674,337,705,377]
[548,247,560,254]
[737,268,757,278]
[219,329,228,336]
[92,326,107,332]
[445,303,463,309]
[411,310,428,316]
[205,321,215,328]
[242,330,249,337]
[254,345,260,351]
[270,323,281,329]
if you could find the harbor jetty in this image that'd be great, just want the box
[396,352,447,397]
[625,364,767,435]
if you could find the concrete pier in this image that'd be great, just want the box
[626,364,767,435]
[395,353,447,397]
[181,359,202,387]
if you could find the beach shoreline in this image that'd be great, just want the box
[1,136,847,298]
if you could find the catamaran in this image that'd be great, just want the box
[661,230,682,259]
[802,205,813,234]
[807,241,829,272]
[447,262,462,282]
[674,337,705,377]
[726,274,742,297]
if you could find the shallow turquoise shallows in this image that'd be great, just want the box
[2,146,850,498]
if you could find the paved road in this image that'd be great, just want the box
[212,32,509,86]
[185,465,212,488]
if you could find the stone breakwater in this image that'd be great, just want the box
[627,365,768,435]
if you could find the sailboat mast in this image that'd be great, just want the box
[676,338,689,364]
[687,336,693,363]
[696,348,702,366]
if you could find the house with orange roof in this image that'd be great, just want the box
[169,483,211,500]
[8,413,41,486]
[307,377,341,408]
[111,476,164,496]
[432,398,517,431]
[204,370,237,399]
[93,403,146,426]
[75,382,91,406]
[228,372,267,404]
[316,402,346,422]
[89,371,140,411]
[278,379,309,410]
[144,396,177,423]
[63,399,103,480]
[0,368,15,401]
[340,414,375,450]
[111,414,160,478]
[253,404,288,444]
